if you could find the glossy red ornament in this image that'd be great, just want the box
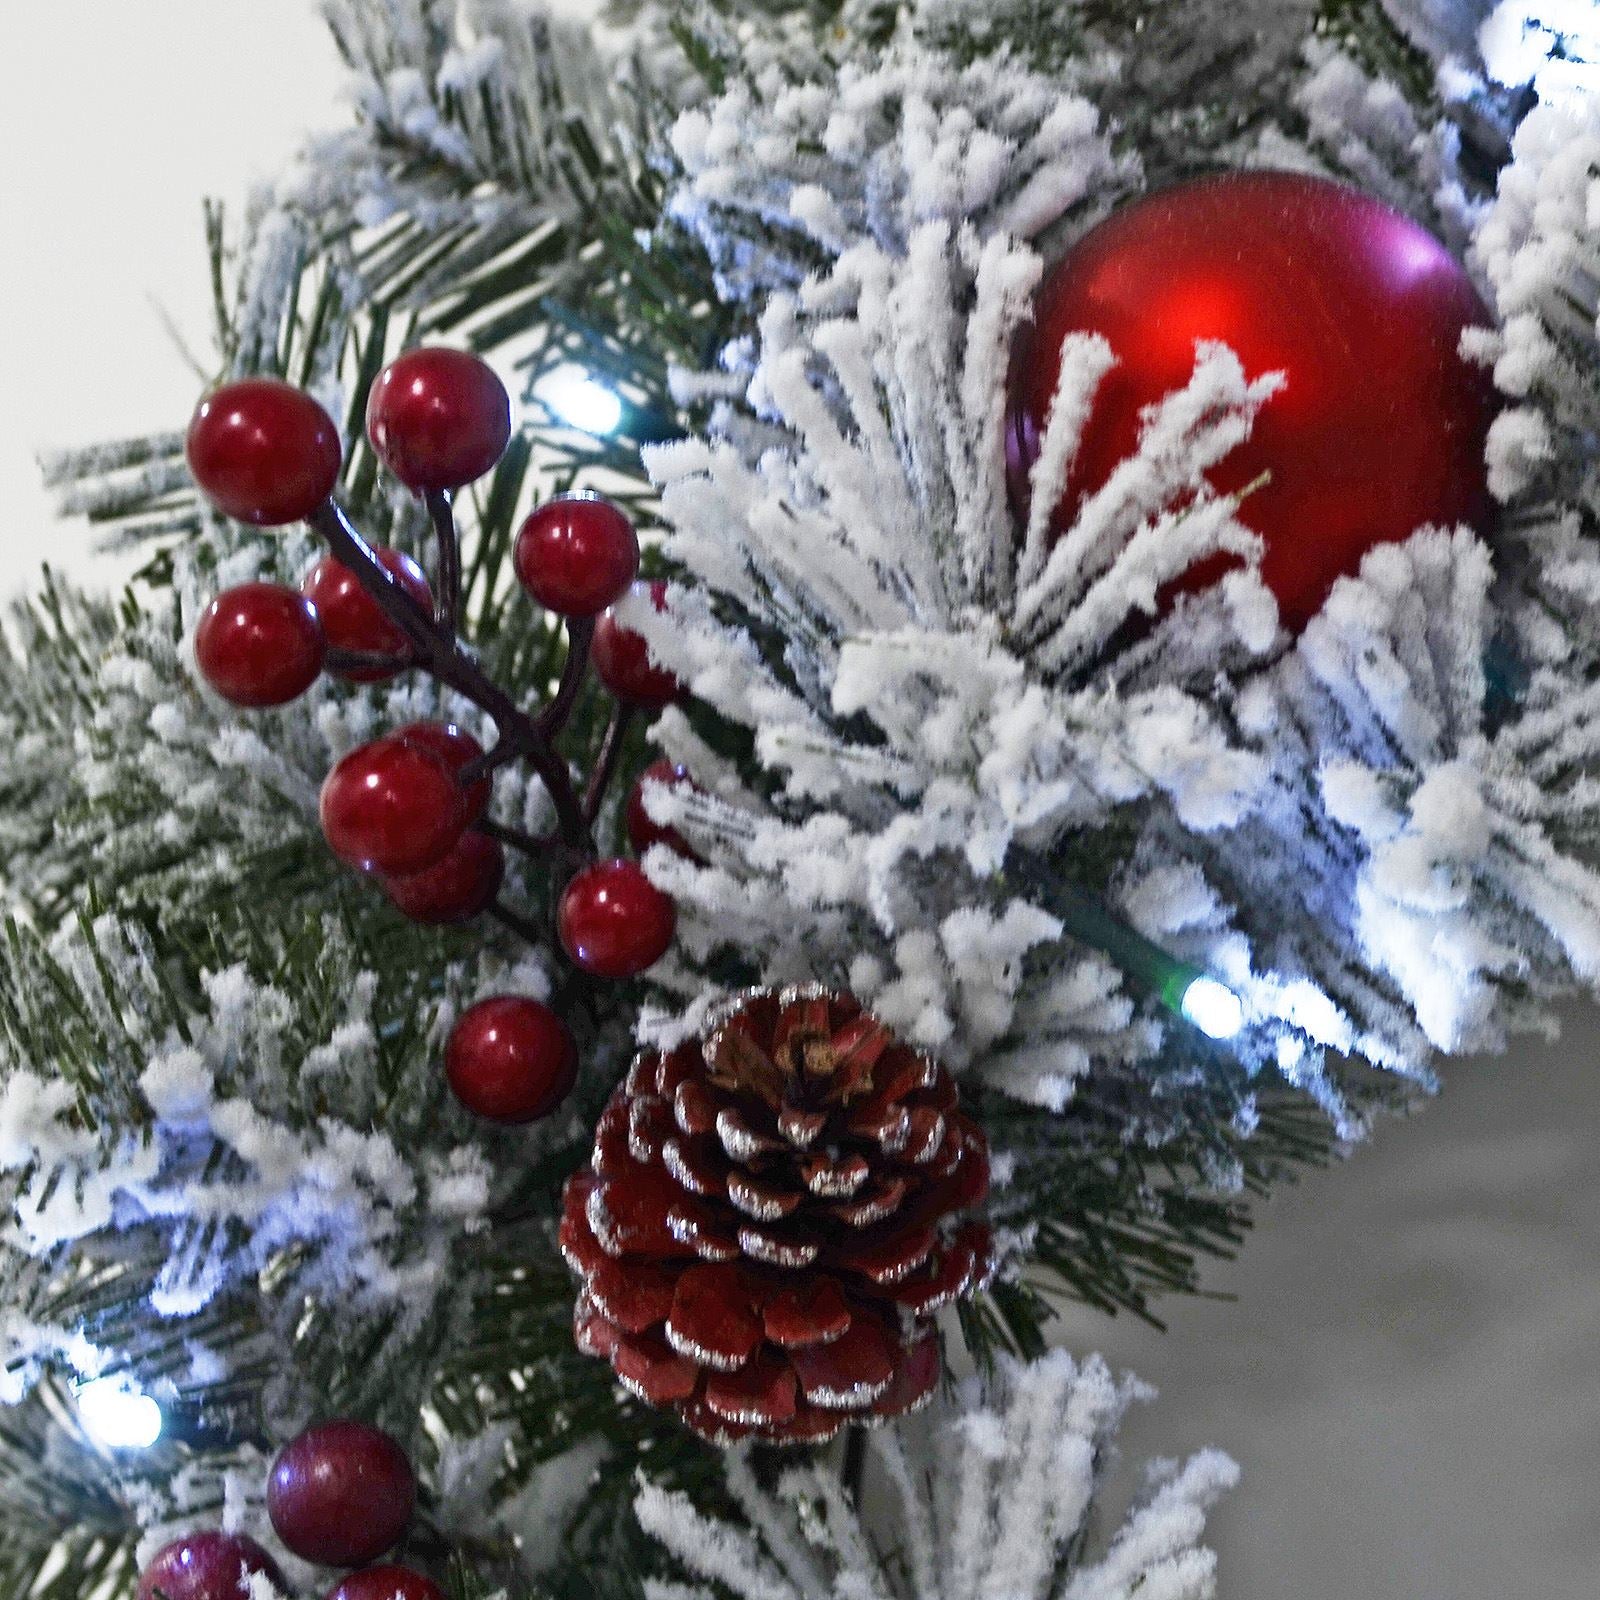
[392,721,491,823]
[366,348,512,491]
[625,759,700,861]
[445,996,577,1123]
[557,859,676,978]
[327,1567,445,1600]
[267,1419,415,1568]
[187,378,342,526]
[513,495,640,617]
[1006,171,1497,631]
[195,583,326,707]
[382,832,504,925]
[138,1532,283,1600]
[302,549,432,680]
[592,582,684,710]
[319,736,468,876]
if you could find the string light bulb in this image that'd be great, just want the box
[74,1377,163,1450]
[1178,976,1246,1041]
[1053,882,1246,1042]
[537,366,624,436]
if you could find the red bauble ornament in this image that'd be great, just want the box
[513,495,640,617]
[592,582,684,710]
[138,1533,283,1600]
[382,832,504,925]
[557,859,676,978]
[319,736,468,875]
[266,1419,415,1569]
[445,996,577,1123]
[303,549,432,680]
[391,721,491,822]
[195,583,326,707]
[625,759,700,861]
[328,1566,446,1600]
[1006,171,1497,631]
[366,348,512,491]
[187,378,342,526]
[561,988,993,1444]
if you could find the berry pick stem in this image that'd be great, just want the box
[489,900,547,945]
[423,488,462,634]
[307,499,593,852]
[536,616,595,739]
[477,817,553,861]
[583,706,636,825]
[325,646,415,677]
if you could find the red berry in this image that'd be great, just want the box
[592,582,684,710]
[195,583,326,707]
[328,1566,446,1600]
[267,1419,416,1568]
[392,721,491,823]
[366,348,512,491]
[320,737,467,875]
[513,495,640,617]
[303,549,432,681]
[445,996,577,1123]
[187,378,342,526]
[138,1533,283,1600]
[382,833,504,925]
[557,859,676,978]
[625,759,701,861]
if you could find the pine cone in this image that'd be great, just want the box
[560,987,994,1445]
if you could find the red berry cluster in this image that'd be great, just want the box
[138,1420,439,1600]
[186,350,711,1127]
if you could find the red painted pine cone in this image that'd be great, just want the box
[560,987,994,1445]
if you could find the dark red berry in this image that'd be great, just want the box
[138,1533,283,1600]
[320,737,467,875]
[445,996,577,1123]
[513,495,639,617]
[625,759,701,861]
[303,549,431,681]
[557,859,676,978]
[592,582,684,710]
[195,583,326,707]
[382,833,504,925]
[392,721,491,823]
[267,1419,415,1568]
[366,348,511,491]
[187,378,342,526]
[327,1566,446,1600]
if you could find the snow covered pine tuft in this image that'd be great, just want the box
[1,1,1598,1597]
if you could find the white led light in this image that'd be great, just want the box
[75,1378,163,1450]
[537,366,624,436]
[1179,976,1245,1041]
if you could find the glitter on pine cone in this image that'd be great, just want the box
[560,987,994,1445]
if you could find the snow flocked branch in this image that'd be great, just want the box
[622,31,1600,1142]
[634,1349,1237,1600]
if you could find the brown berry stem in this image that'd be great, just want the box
[477,817,552,861]
[325,646,415,677]
[423,488,462,634]
[582,706,635,824]
[489,900,547,944]
[536,616,595,739]
[307,499,592,853]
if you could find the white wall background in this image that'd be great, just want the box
[0,6,1595,1597]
